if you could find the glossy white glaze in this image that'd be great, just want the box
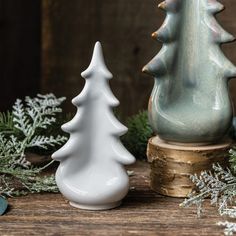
[52,42,135,210]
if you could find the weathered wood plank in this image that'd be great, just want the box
[41,0,236,117]
[41,0,162,117]
[0,0,41,111]
[0,161,226,236]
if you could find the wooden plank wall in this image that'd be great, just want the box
[41,0,162,117]
[42,0,236,117]
[0,0,41,111]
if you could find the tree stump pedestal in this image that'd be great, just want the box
[147,136,232,197]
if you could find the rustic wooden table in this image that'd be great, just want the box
[0,161,226,236]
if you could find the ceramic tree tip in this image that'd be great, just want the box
[230,36,236,42]
[158,1,166,10]
[61,123,67,132]
[231,67,236,78]
[221,32,236,43]
[208,2,225,14]
[142,66,148,74]
[230,34,236,41]
[218,4,225,12]
[81,41,112,79]
[91,41,105,65]
[151,32,158,40]
[94,41,102,53]
[95,41,101,46]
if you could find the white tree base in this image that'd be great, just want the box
[69,201,122,211]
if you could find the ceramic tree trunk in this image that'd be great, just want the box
[52,42,135,210]
[143,0,236,144]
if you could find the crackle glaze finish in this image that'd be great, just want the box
[52,42,135,210]
[143,0,236,144]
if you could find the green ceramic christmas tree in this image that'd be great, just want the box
[143,0,236,144]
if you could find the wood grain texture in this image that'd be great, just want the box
[41,0,236,118]
[0,0,41,111]
[41,0,163,117]
[0,161,228,236]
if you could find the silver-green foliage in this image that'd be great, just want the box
[180,163,236,216]
[181,149,236,235]
[218,221,236,236]
[230,149,236,175]
[0,94,67,197]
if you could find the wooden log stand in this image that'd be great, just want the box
[147,136,232,197]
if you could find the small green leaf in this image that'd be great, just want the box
[0,196,8,215]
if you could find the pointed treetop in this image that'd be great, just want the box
[81,41,113,80]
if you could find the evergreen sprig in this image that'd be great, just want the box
[0,111,14,132]
[230,149,236,175]
[181,147,236,235]
[180,163,236,217]
[218,222,236,236]
[122,111,153,159]
[0,94,68,197]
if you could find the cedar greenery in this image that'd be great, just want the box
[0,95,152,199]
[181,147,236,235]
[230,148,236,175]
[122,111,153,159]
[3,94,236,234]
[0,94,67,197]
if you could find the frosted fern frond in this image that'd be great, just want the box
[181,160,236,235]
[0,170,58,197]
[0,94,67,198]
[0,134,24,168]
[221,208,236,218]
[12,99,31,136]
[218,221,236,236]
[28,135,67,149]
[230,149,236,175]
[27,175,58,193]
[38,117,56,129]
[25,93,65,116]
[24,94,65,132]
[180,163,236,216]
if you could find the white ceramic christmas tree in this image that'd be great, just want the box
[52,42,135,210]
